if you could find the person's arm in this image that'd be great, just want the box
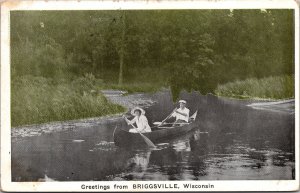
[123,115,136,125]
[170,108,178,117]
[175,110,188,117]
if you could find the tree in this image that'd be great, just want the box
[118,11,126,85]
[11,10,295,98]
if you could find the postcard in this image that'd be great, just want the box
[1,0,299,191]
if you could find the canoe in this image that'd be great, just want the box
[113,111,198,147]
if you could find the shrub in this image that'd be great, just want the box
[215,75,295,100]
[11,75,125,127]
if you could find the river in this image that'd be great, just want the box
[12,90,295,181]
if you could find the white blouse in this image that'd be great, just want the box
[128,115,151,133]
[171,107,190,122]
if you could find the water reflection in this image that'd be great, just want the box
[12,125,295,181]
[108,128,294,181]
[122,151,152,180]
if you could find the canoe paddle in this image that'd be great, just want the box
[153,108,177,126]
[122,116,156,148]
[129,123,156,148]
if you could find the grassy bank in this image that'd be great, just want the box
[215,75,294,100]
[12,75,126,127]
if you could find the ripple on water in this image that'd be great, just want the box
[154,143,169,150]
[89,141,117,152]
[72,139,85,143]
[96,141,115,146]
[172,141,191,152]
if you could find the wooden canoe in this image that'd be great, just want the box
[113,111,198,147]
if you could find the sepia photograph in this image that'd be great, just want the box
[1,0,299,192]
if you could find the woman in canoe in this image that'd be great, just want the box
[123,107,152,133]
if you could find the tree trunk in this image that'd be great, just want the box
[101,57,104,79]
[118,11,126,85]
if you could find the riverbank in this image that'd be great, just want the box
[12,115,123,141]
[11,90,156,141]
[11,75,126,127]
[247,99,295,114]
[215,75,294,100]
[100,90,157,109]
[217,95,295,114]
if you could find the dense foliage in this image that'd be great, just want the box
[11,10,295,126]
[11,10,294,97]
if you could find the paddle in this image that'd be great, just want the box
[129,123,156,148]
[123,116,156,148]
[153,108,177,126]
[154,110,198,127]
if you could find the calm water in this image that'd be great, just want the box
[12,91,295,181]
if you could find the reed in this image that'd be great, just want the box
[11,76,125,127]
[215,75,295,100]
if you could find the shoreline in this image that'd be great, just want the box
[11,90,294,140]
[11,90,156,141]
[11,113,124,141]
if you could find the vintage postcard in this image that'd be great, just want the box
[1,0,299,192]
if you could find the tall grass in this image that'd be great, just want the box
[215,75,295,100]
[11,75,125,127]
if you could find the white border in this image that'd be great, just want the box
[1,0,299,192]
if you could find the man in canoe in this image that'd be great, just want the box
[170,100,190,125]
[123,107,152,133]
